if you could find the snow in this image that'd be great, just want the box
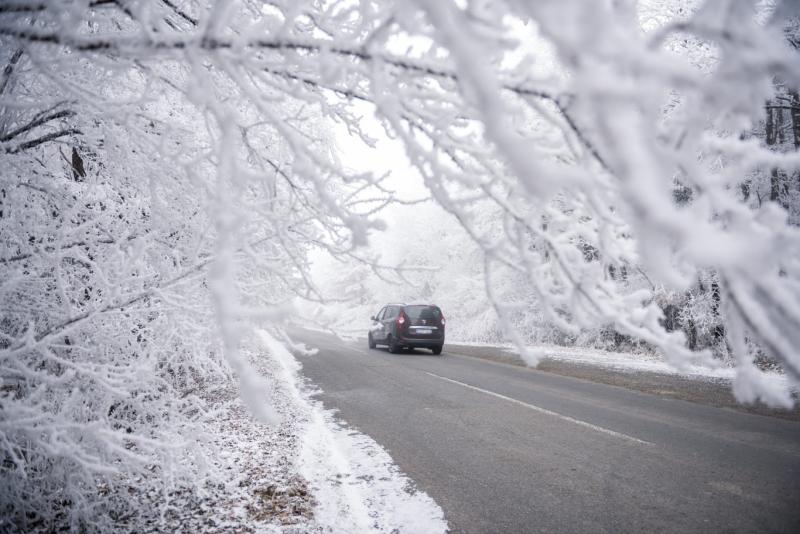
[82,344,315,533]
[298,405,448,533]
[447,339,794,393]
[34,330,446,533]
[259,330,448,534]
[4,0,800,526]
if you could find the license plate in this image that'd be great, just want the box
[417,329,432,335]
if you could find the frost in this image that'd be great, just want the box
[1,0,799,528]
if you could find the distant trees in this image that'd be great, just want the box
[665,13,800,364]
[1,0,799,529]
[762,87,800,210]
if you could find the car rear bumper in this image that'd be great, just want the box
[398,336,444,348]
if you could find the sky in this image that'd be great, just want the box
[306,99,433,286]
[333,100,428,201]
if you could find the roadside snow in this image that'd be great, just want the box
[97,329,446,533]
[447,339,794,392]
[259,330,448,534]
[109,342,315,533]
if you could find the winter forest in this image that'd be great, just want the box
[1,0,800,531]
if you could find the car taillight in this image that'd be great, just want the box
[397,313,406,327]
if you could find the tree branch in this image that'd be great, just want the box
[4,128,81,153]
[0,234,141,264]
[160,0,197,26]
[0,48,23,96]
[0,108,75,143]
[0,25,614,173]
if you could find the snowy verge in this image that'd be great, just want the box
[98,345,314,533]
[83,327,445,534]
[447,339,795,393]
[259,330,448,534]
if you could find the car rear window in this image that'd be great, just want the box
[404,305,441,320]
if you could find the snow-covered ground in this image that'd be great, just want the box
[99,330,446,533]
[447,339,795,393]
[261,330,447,533]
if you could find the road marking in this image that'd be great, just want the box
[424,371,654,446]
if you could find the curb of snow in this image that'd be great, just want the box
[447,339,794,392]
[259,330,448,533]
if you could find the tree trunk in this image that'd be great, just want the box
[765,104,776,146]
[71,147,86,181]
[789,90,800,150]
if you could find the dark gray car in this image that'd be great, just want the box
[368,304,445,354]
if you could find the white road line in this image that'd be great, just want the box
[424,371,654,446]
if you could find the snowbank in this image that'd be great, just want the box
[447,339,794,393]
[259,330,448,533]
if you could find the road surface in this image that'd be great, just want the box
[292,328,800,533]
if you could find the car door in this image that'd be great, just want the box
[372,307,387,341]
[382,306,397,339]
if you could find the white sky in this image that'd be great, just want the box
[307,101,431,286]
[333,100,428,202]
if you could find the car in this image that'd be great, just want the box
[368,303,445,355]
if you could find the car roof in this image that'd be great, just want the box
[381,303,440,308]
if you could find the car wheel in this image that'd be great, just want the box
[432,345,443,355]
[368,333,376,349]
[388,336,400,354]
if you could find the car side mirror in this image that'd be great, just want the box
[370,316,376,322]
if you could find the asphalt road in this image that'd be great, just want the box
[291,328,800,534]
